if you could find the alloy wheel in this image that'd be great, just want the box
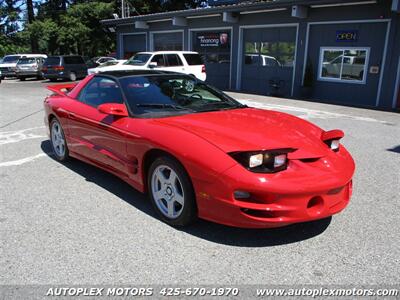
[151,165,185,219]
[51,121,66,158]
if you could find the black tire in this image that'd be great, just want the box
[50,118,69,162]
[49,78,57,82]
[147,156,197,227]
[19,77,26,81]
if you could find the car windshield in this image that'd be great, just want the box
[124,54,151,66]
[99,60,119,67]
[17,58,36,65]
[2,55,21,63]
[119,75,245,118]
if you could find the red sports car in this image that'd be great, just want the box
[44,70,355,228]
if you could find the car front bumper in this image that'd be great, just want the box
[16,70,41,77]
[194,146,355,228]
[43,72,68,79]
[0,68,16,77]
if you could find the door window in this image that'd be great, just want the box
[151,55,166,67]
[165,54,183,66]
[77,77,123,108]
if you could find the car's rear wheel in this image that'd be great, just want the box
[148,156,197,226]
[49,78,57,82]
[50,118,69,161]
[19,76,25,81]
[69,72,76,81]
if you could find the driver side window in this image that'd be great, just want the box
[151,54,166,67]
[78,77,123,108]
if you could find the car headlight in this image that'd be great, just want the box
[230,149,293,173]
[327,139,340,151]
[321,129,344,152]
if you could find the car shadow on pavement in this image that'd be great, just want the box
[41,140,332,247]
[387,145,400,153]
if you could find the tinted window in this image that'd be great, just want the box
[17,58,37,65]
[2,55,21,63]
[78,77,123,108]
[166,54,183,66]
[151,55,166,67]
[183,54,203,65]
[64,56,84,65]
[44,57,61,66]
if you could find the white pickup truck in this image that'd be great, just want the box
[95,51,206,81]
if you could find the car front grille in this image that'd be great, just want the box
[0,67,10,72]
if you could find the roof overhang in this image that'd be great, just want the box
[101,0,378,27]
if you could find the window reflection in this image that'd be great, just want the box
[244,41,295,67]
[153,32,183,51]
[320,48,368,82]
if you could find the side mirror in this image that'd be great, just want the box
[98,103,128,117]
[148,62,157,69]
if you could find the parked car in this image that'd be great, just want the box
[85,56,116,69]
[0,70,2,83]
[94,56,117,65]
[16,56,47,80]
[0,54,47,79]
[95,51,206,81]
[42,55,88,82]
[87,60,127,75]
[44,70,355,228]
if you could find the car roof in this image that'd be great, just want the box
[47,55,83,57]
[98,69,186,78]
[136,51,199,55]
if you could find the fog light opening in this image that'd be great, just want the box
[234,190,251,199]
[307,196,324,217]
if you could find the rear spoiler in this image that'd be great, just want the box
[46,83,77,96]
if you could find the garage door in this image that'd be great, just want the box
[123,34,146,59]
[241,27,297,97]
[152,32,183,51]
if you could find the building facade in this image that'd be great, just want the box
[102,0,400,110]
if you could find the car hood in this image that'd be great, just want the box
[157,108,329,159]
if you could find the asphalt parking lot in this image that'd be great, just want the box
[1,78,399,287]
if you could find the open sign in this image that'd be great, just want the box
[336,30,358,42]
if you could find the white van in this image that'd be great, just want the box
[0,54,47,79]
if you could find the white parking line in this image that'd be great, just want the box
[0,126,46,145]
[0,153,47,167]
[238,99,389,124]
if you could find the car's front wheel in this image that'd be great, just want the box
[50,118,69,161]
[148,156,197,226]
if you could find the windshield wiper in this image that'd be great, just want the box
[136,103,191,110]
[196,103,247,113]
